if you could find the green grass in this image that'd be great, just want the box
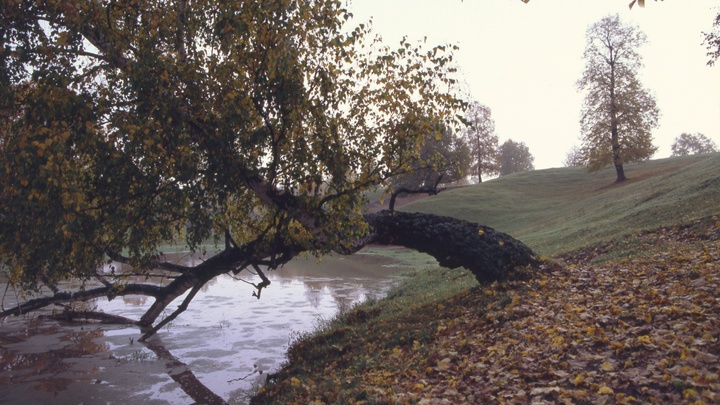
[400,153,720,255]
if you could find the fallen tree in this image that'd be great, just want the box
[0,208,538,341]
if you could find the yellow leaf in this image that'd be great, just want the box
[643,313,652,323]
[600,361,614,372]
[478,229,485,236]
[551,336,564,348]
[637,335,652,345]
[598,386,614,395]
[682,388,698,400]
[573,375,585,386]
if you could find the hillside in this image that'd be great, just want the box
[252,154,720,405]
[401,154,720,255]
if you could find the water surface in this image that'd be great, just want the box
[0,250,409,404]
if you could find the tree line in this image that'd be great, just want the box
[390,103,536,192]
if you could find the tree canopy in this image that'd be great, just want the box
[576,14,659,182]
[563,145,584,168]
[1,0,460,282]
[389,126,470,192]
[671,133,718,157]
[498,139,534,176]
[704,11,720,66]
[0,0,539,337]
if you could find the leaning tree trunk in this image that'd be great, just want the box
[365,210,539,283]
[0,210,539,336]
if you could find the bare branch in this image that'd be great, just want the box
[250,264,271,299]
[389,174,445,212]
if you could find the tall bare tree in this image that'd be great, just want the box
[462,102,499,183]
[577,14,659,183]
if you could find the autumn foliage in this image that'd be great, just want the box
[253,216,720,404]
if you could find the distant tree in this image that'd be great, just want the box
[671,133,718,156]
[498,139,534,176]
[462,102,499,183]
[392,127,471,190]
[577,14,659,183]
[564,145,585,167]
[451,135,473,182]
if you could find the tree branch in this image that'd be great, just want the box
[139,279,207,342]
[389,174,445,212]
[41,309,137,325]
[0,283,164,318]
[250,264,271,299]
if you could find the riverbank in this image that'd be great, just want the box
[251,215,720,404]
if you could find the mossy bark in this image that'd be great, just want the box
[365,210,539,283]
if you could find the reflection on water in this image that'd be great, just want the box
[0,250,407,404]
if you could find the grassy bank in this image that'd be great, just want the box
[252,154,720,404]
[403,153,720,255]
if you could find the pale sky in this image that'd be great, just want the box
[347,0,720,169]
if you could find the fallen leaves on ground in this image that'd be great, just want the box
[252,216,720,404]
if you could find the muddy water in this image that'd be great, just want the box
[0,250,410,404]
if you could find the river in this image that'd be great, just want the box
[0,249,412,404]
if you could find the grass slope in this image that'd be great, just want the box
[401,153,720,255]
[252,155,720,405]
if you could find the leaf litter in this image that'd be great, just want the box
[252,216,720,404]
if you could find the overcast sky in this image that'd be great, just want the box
[346,0,720,169]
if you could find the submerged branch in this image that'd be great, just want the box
[0,283,164,318]
[145,338,229,405]
[41,309,138,324]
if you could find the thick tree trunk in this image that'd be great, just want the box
[614,160,626,183]
[611,119,626,182]
[609,61,626,183]
[365,210,539,283]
